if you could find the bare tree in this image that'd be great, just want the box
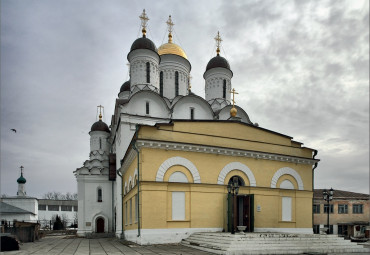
[43,192,77,200]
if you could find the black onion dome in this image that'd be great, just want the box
[130,36,157,52]
[120,80,130,93]
[91,120,110,133]
[205,55,231,72]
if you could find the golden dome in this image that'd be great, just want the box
[230,107,237,117]
[158,42,188,59]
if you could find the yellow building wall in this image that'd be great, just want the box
[121,121,315,232]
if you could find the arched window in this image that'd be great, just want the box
[160,71,163,97]
[190,108,194,120]
[97,188,102,202]
[146,101,150,115]
[146,62,150,83]
[223,80,227,99]
[228,175,245,186]
[175,71,179,96]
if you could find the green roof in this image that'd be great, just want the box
[17,174,26,184]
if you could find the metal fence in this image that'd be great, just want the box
[1,219,77,231]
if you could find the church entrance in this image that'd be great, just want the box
[228,194,254,232]
[236,194,254,232]
[96,217,105,233]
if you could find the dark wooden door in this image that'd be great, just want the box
[96,218,104,233]
[236,195,254,232]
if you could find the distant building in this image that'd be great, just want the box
[38,199,77,228]
[313,189,370,237]
[0,201,37,223]
[0,168,77,229]
[1,167,38,223]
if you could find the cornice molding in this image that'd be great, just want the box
[120,149,137,175]
[136,139,318,165]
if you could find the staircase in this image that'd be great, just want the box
[181,232,370,254]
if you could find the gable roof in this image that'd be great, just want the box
[0,202,35,215]
[314,189,369,200]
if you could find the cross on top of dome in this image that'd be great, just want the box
[215,31,222,56]
[166,15,174,43]
[97,105,104,120]
[139,9,149,36]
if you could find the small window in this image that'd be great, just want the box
[99,138,102,149]
[223,80,226,99]
[61,205,72,211]
[146,101,150,115]
[338,204,348,214]
[146,62,150,83]
[175,71,179,96]
[324,204,334,214]
[190,108,194,120]
[353,204,363,214]
[313,204,320,214]
[282,197,292,221]
[38,204,46,210]
[172,192,185,220]
[97,188,102,202]
[48,205,59,211]
[160,71,163,97]
[73,206,78,212]
[228,175,245,186]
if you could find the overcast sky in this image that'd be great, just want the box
[1,0,369,198]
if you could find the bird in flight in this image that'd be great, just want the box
[10,129,16,133]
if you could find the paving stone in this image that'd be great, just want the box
[1,236,214,255]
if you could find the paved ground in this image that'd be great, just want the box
[1,235,214,255]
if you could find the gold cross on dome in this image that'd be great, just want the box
[166,15,174,43]
[139,9,149,35]
[97,105,104,120]
[230,88,238,107]
[166,15,174,34]
[214,31,222,55]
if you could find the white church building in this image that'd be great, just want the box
[74,10,319,243]
[74,11,252,238]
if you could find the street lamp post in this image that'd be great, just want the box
[227,176,240,234]
[323,188,334,234]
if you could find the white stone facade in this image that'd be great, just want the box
[75,20,256,239]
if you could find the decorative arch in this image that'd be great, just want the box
[280,179,294,189]
[270,167,304,190]
[217,162,256,186]
[155,156,201,183]
[92,213,109,233]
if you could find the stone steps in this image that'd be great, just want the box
[181,232,370,254]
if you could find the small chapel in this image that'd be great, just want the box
[74,10,319,244]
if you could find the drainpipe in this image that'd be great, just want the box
[112,180,114,234]
[312,150,318,232]
[132,124,140,237]
[117,169,123,238]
